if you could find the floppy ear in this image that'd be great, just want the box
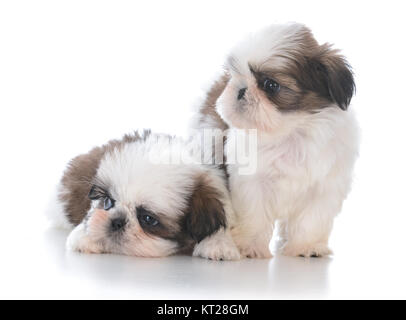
[306,46,355,110]
[183,178,227,243]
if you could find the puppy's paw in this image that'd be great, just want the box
[66,223,86,252]
[193,231,241,261]
[234,235,272,259]
[239,245,272,259]
[66,223,102,254]
[282,242,332,258]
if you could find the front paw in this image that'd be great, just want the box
[282,242,332,258]
[193,231,241,261]
[239,245,272,259]
[66,223,102,254]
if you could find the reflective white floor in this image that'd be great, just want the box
[1,225,332,299]
[2,201,406,300]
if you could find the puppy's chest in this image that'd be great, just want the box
[231,148,309,190]
[228,141,317,210]
[240,137,311,179]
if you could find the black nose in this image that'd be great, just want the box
[237,87,247,100]
[110,217,127,232]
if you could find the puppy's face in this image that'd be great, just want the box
[217,23,355,132]
[70,139,227,257]
[84,182,181,257]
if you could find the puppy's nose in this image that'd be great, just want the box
[237,87,247,100]
[110,217,127,232]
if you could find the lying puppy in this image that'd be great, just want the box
[49,130,241,260]
[193,23,359,258]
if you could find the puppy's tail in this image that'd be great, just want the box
[45,183,74,230]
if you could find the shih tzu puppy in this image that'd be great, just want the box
[48,131,241,260]
[193,23,359,258]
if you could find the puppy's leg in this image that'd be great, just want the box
[282,202,336,257]
[224,207,273,258]
[193,228,241,261]
[231,223,273,259]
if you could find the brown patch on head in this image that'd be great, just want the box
[250,27,355,112]
[309,45,355,110]
[133,206,181,241]
[115,172,228,253]
[59,130,151,226]
[177,173,226,249]
[119,173,227,253]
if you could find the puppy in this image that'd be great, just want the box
[193,23,359,258]
[48,130,241,260]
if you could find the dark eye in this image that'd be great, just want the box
[137,208,159,227]
[103,197,115,210]
[262,78,280,95]
[141,214,159,226]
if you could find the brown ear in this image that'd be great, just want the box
[183,176,227,243]
[59,132,145,226]
[305,46,355,111]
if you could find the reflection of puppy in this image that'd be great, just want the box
[194,23,359,258]
[49,131,240,260]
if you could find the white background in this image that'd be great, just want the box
[1,0,405,299]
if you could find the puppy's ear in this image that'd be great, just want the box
[306,46,355,110]
[183,177,226,243]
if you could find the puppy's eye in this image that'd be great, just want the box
[103,197,115,210]
[137,207,159,227]
[262,78,280,95]
[140,214,159,226]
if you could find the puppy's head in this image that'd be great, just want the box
[73,136,227,257]
[217,23,355,132]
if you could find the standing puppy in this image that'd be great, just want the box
[48,131,241,260]
[194,23,359,258]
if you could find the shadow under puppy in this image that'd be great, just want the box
[49,130,241,260]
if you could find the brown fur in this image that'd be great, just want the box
[199,26,354,116]
[60,130,227,254]
[138,173,227,251]
[135,206,181,242]
[196,74,231,180]
[198,73,230,130]
[179,173,226,245]
[59,131,151,226]
[250,27,355,112]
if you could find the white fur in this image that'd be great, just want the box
[227,108,359,257]
[195,23,360,258]
[46,185,74,230]
[51,133,240,260]
[98,135,199,221]
[66,222,102,253]
[193,228,241,261]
